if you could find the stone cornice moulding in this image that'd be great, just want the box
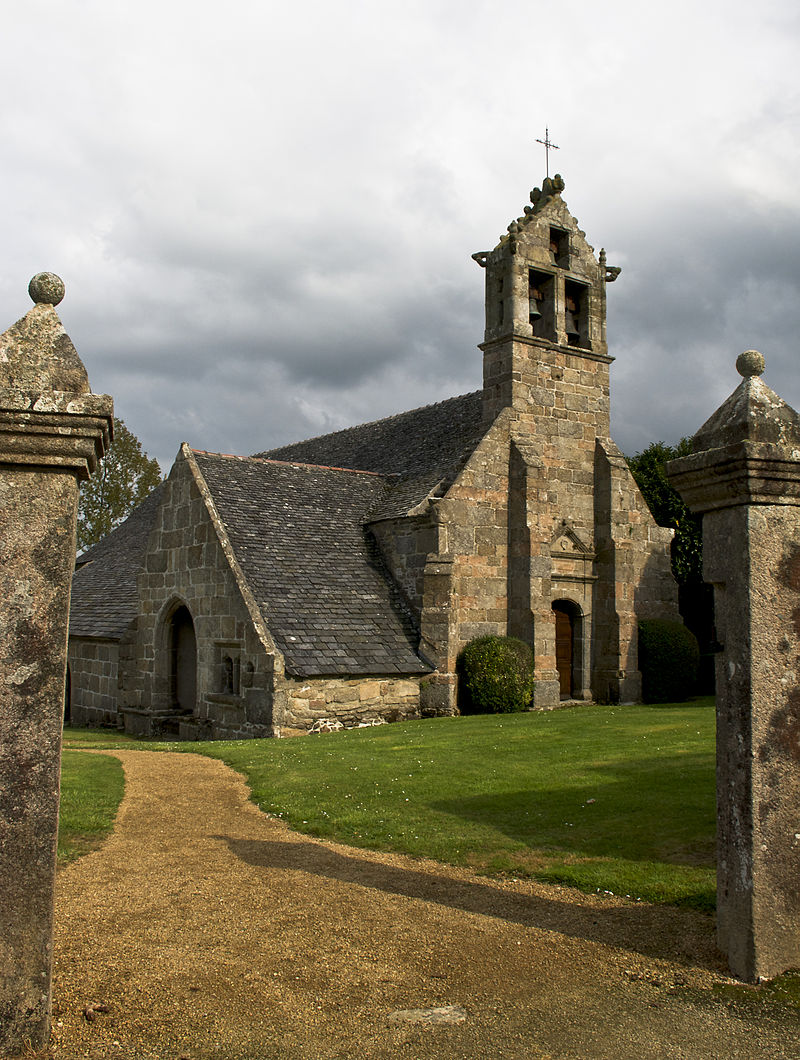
[668,442,800,512]
[0,393,113,480]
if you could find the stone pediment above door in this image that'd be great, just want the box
[550,520,594,560]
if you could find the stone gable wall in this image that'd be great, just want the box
[593,440,679,702]
[442,420,512,655]
[121,456,280,739]
[416,416,512,686]
[417,400,680,709]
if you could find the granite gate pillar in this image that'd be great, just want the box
[0,274,113,1053]
[668,350,800,981]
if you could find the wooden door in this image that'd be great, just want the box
[554,608,572,697]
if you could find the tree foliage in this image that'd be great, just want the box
[627,438,703,586]
[77,419,161,553]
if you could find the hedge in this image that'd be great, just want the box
[638,619,700,703]
[457,635,535,714]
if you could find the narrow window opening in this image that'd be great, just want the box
[222,656,234,694]
[564,279,591,349]
[529,269,555,340]
[549,227,569,269]
[220,651,242,695]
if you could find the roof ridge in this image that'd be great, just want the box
[255,390,482,456]
[191,448,388,478]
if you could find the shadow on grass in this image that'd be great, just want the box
[220,835,724,973]
[430,753,715,865]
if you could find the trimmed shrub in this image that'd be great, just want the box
[638,619,700,703]
[457,635,535,714]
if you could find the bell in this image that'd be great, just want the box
[565,308,580,340]
[529,299,542,321]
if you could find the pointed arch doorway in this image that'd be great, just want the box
[170,605,197,714]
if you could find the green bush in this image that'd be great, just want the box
[638,619,700,703]
[457,635,535,714]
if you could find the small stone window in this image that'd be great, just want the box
[242,661,255,690]
[529,269,555,340]
[222,656,234,694]
[549,227,570,269]
[564,279,591,349]
[217,646,242,696]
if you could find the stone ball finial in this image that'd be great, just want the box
[28,272,65,306]
[736,349,765,378]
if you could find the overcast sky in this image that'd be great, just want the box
[2,0,799,470]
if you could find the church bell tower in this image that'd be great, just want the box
[472,174,642,707]
[472,173,621,429]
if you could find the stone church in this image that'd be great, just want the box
[67,175,680,738]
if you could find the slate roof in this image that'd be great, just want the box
[193,451,430,677]
[69,483,165,639]
[256,391,485,520]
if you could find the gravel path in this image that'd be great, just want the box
[49,750,798,1059]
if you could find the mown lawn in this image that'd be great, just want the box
[193,699,718,910]
[63,698,717,909]
[58,749,125,865]
[61,701,716,905]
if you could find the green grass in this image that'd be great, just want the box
[58,749,125,865]
[56,709,800,1016]
[713,970,800,1013]
[62,726,162,749]
[160,698,718,911]
[61,702,717,907]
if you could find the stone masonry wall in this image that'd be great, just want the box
[593,439,680,702]
[67,637,121,727]
[281,674,422,734]
[122,453,280,739]
[369,513,437,618]
[438,416,512,657]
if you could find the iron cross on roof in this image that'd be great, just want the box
[535,127,560,179]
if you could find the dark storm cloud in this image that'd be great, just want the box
[1,0,798,471]
[608,194,800,455]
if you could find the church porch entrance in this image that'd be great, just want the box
[551,600,583,700]
[170,605,197,715]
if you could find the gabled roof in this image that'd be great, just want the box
[192,451,430,677]
[256,391,485,520]
[69,483,165,639]
[68,392,488,672]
